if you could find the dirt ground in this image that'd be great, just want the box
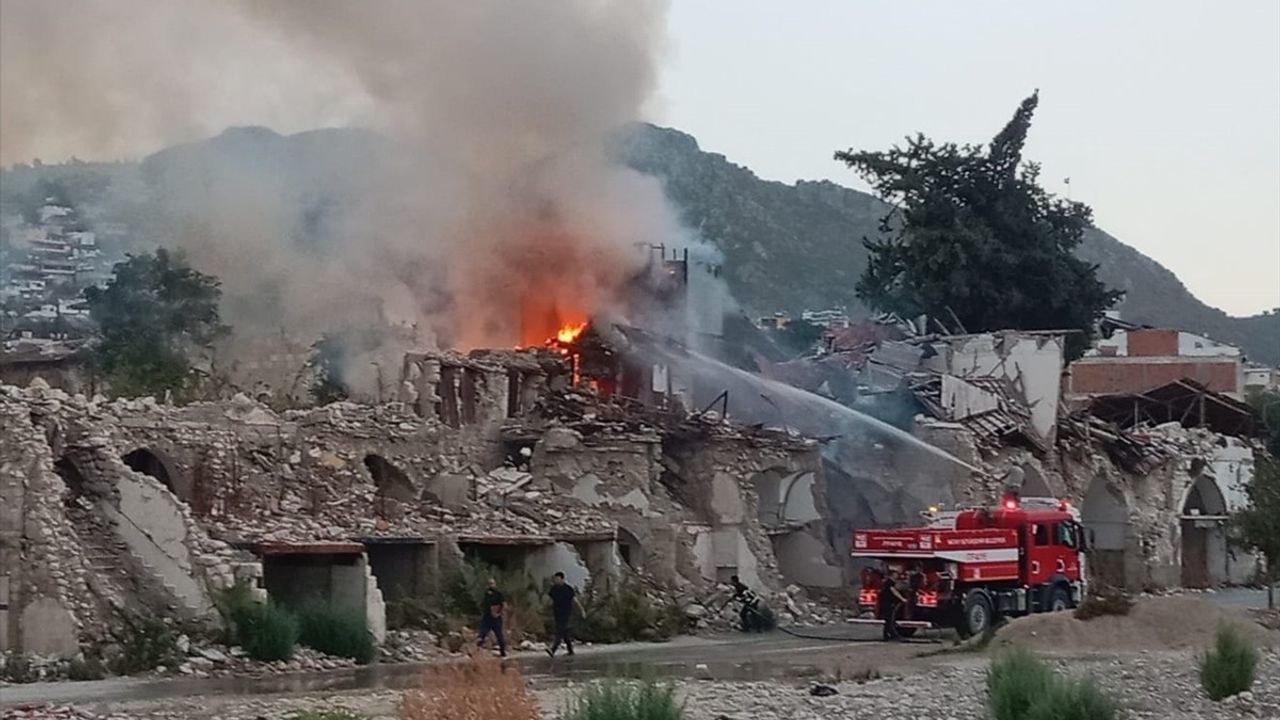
[4,597,1277,720]
[992,595,1279,652]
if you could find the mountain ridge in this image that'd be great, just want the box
[4,124,1275,365]
[614,123,1279,366]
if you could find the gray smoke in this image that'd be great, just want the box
[1,0,681,394]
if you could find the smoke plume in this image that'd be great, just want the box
[1,0,681,392]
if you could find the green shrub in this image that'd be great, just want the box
[1,651,38,683]
[235,601,299,662]
[577,575,686,643]
[214,578,259,643]
[437,557,549,643]
[1026,675,1122,720]
[987,649,1056,720]
[1199,626,1258,701]
[558,679,684,720]
[66,655,107,681]
[112,615,180,675]
[1074,590,1133,621]
[296,600,375,664]
[988,649,1121,720]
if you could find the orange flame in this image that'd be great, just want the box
[555,322,588,344]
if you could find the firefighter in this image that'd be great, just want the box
[730,575,762,631]
[881,570,908,641]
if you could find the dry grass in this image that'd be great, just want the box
[399,651,540,720]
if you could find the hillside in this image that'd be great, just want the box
[4,124,1276,365]
[613,124,1280,366]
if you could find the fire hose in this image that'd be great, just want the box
[730,600,941,644]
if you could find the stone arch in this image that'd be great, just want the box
[122,447,189,504]
[1180,474,1228,588]
[1182,474,1227,516]
[778,471,820,524]
[1080,478,1130,589]
[364,454,416,503]
[53,456,89,502]
[616,527,642,570]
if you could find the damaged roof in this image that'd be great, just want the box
[1086,379,1259,438]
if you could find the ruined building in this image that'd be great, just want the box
[0,341,829,658]
[1,308,1266,660]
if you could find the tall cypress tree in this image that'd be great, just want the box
[835,93,1122,357]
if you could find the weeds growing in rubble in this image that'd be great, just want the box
[296,600,376,664]
[236,601,300,662]
[577,575,686,643]
[1074,588,1134,621]
[557,679,685,720]
[987,648,1121,720]
[1,651,38,683]
[438,557,550,643]
[111,614,182,675]
[1199,626,1258,701]
[398,651,539,720]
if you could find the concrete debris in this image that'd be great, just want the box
[1,342,844,662]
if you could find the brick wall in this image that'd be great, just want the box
[1067,358,1241,396]
[1126,329,1179,357]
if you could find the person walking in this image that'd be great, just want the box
[546,571,582,657]
[881,570,908,641]
[476,577,508,657]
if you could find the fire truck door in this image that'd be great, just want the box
[1027,523,1055,586]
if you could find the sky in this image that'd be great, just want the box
[1,1,1276,318]
[653,1,1280,317]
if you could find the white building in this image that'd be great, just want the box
[1244,365,1280,391]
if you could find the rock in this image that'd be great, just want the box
[809,683,838,697]
[197,647,231,663]
[543,427,582,451]
[694,663,713,680]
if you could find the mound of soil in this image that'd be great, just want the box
[992,596,1277,653]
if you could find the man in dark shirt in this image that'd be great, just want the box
[476,577,507,657]
[546,571,581,657]
[881,570,908,641]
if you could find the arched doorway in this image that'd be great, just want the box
[616,527,642,570]
[1180,474,1228,588]
[122,448,187,502]
[54,457,89,504]
[1081,479,1129,589]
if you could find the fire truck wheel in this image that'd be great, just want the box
[1047,585,1071,613]
[958,592,994,638]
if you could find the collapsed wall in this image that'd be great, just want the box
[1,346,840,655]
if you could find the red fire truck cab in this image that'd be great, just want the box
[851,494,1089,637]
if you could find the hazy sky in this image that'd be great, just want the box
[654,1,1280,317]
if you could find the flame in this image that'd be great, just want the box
[556,322,588,344]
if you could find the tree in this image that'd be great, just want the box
[85,249,227,396]
[308,334,350,405]
[1245,387,1280,459]
[835,93,1122,358]
[1233,456,1280,609]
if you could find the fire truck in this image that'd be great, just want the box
[851,493,1089,638]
